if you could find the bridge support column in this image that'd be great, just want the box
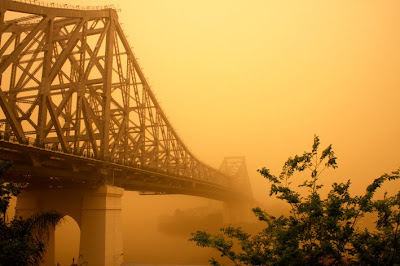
[15,185,124,266]
[79,185,124,266]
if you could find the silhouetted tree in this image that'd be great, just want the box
[0,161,62,266]
[0,161,19,223]
[190,136,400,265]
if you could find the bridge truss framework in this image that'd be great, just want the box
[0,0,252,202]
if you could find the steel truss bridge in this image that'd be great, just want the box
[0,0,252,201]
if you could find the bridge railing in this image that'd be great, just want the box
[11,0,119,11]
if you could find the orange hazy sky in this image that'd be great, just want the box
[6,0,400,263]
[119,0,400,198]
[28,0,400,199]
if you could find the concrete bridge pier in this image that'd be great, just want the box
[15,185,124,266]
[80,186,124,266]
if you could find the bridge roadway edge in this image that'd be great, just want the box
[0,0,116,19]
[0,140,251,202]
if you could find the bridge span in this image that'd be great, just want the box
[0,0,252,265]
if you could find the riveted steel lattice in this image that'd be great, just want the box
[0,0,252,201]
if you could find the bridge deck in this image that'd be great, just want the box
[0,139,249,201]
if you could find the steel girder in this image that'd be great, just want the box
[0,0,242,192]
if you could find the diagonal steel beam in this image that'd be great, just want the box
[82,98,99,158]
[84,41,105,75]
[48,19,85,83]
[14,34,46,90]
[82,97,102,130]
[0,89,26,143]
[0,17,48,74]
[82,22,108,80]
[0,32,17,58]
[110,117,126,157]
[43,88,74,138]
[46,95,70,153]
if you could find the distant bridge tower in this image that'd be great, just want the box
[219,157,254,223]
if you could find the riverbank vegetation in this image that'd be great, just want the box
[0,161,62,266]
[191,136,400,265]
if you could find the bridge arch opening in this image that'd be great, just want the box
[55,215,80,266]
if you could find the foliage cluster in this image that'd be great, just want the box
[190,136,400,265]
[0,161,62,266]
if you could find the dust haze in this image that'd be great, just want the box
[7,0,400,264]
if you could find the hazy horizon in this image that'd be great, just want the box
[3,0,400,264]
